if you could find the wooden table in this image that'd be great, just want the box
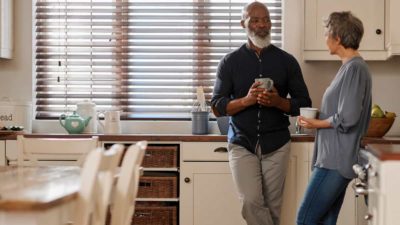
[0,166,80,225]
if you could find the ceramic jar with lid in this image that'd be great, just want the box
[76,100,97,133]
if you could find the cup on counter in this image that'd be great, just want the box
[255,78,274,91]
[98,111,121,134]
[300,107,318,119]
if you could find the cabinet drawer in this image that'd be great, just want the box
[181,142,228,162]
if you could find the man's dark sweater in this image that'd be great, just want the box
[211,44,311,154]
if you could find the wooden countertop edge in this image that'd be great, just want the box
[0,193,77,212]
[362,137,400,145]
[365,144,400,161]
[3,133,400,144]
[2,133,316,142]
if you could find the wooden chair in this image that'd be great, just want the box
[73,144,123,225]
[109,141,147,225]
[16,135,99,166]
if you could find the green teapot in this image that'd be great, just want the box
[59,111,92,134]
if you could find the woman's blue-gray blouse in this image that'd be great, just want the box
[313,56,372,179]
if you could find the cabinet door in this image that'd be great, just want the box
[5,140,17,165]
[0,140,5,166]
[337,180,368,225]
[180,162,246,225]
[306,143,364,225]
[304,0,384,51]
[387,0,400,55]
[337,181,357,225]
[0,0,13,59]
[180,142,314,225]
[5,140,84,166]
[280,142,312,225]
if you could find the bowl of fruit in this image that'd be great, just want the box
[365,104,396,137]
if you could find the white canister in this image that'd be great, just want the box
[0,97,32,132]
[76,100,97,133]
[98,111,121,134]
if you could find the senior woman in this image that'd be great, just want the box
[296,11,372,225]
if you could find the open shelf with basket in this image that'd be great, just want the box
[103,142,180,225]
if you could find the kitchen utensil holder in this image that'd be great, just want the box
[191,111,209,134]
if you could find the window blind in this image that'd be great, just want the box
[35,0,282,119]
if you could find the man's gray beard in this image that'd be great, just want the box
[246,28,271,49]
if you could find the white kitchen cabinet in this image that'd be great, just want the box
[386,0,400,55]
[5,140,85,166]
[305,143,367,225]
[180,142,313,225]
[179,141,364,225]
[0,140,5,165]
[303,0,387,60]
[0,0,13,59]
[338,181,357,225]
[180,162,245,225]
[5,139,16,165]
[180,142,246,225]
[365,147,400,225]
[280,142,312,225]
[337,179,367,225]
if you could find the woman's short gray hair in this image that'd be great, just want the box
[324,11,364,50]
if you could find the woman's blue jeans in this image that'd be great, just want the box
[296,167,351,225]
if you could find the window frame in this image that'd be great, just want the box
[34,0,283,120]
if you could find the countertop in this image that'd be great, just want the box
[2,133,316,142]
[366,144,400,161]
[1,133,400,144]
[3,133,400,161]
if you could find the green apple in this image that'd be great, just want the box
[371,104,385,118]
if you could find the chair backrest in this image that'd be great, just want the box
[110,141,147,225]
[74,144,123,225]
[16,135,99,166]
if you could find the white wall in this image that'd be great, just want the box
[0,0,32,102]
[1,0,399,135]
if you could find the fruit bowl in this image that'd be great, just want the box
[365,117,395,137]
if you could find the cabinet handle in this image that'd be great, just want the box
[376,29,382,35]
[351,182,369,196]
[364,214,373,221]
[214,147,228,153]
[184,177,191,183]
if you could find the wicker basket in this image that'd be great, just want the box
[138,176,177,198]
[365,117,395,137]
[142,146,178,168]
[132,202,177,225]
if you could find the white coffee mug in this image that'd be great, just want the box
[98,111,121,134]
[255,77,274,91]
[300,107,318,119]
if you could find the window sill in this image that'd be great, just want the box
[32,120,221,135]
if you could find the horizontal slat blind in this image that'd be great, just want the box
[35,0,282,119]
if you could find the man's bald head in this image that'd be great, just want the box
[242,1,268,21]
